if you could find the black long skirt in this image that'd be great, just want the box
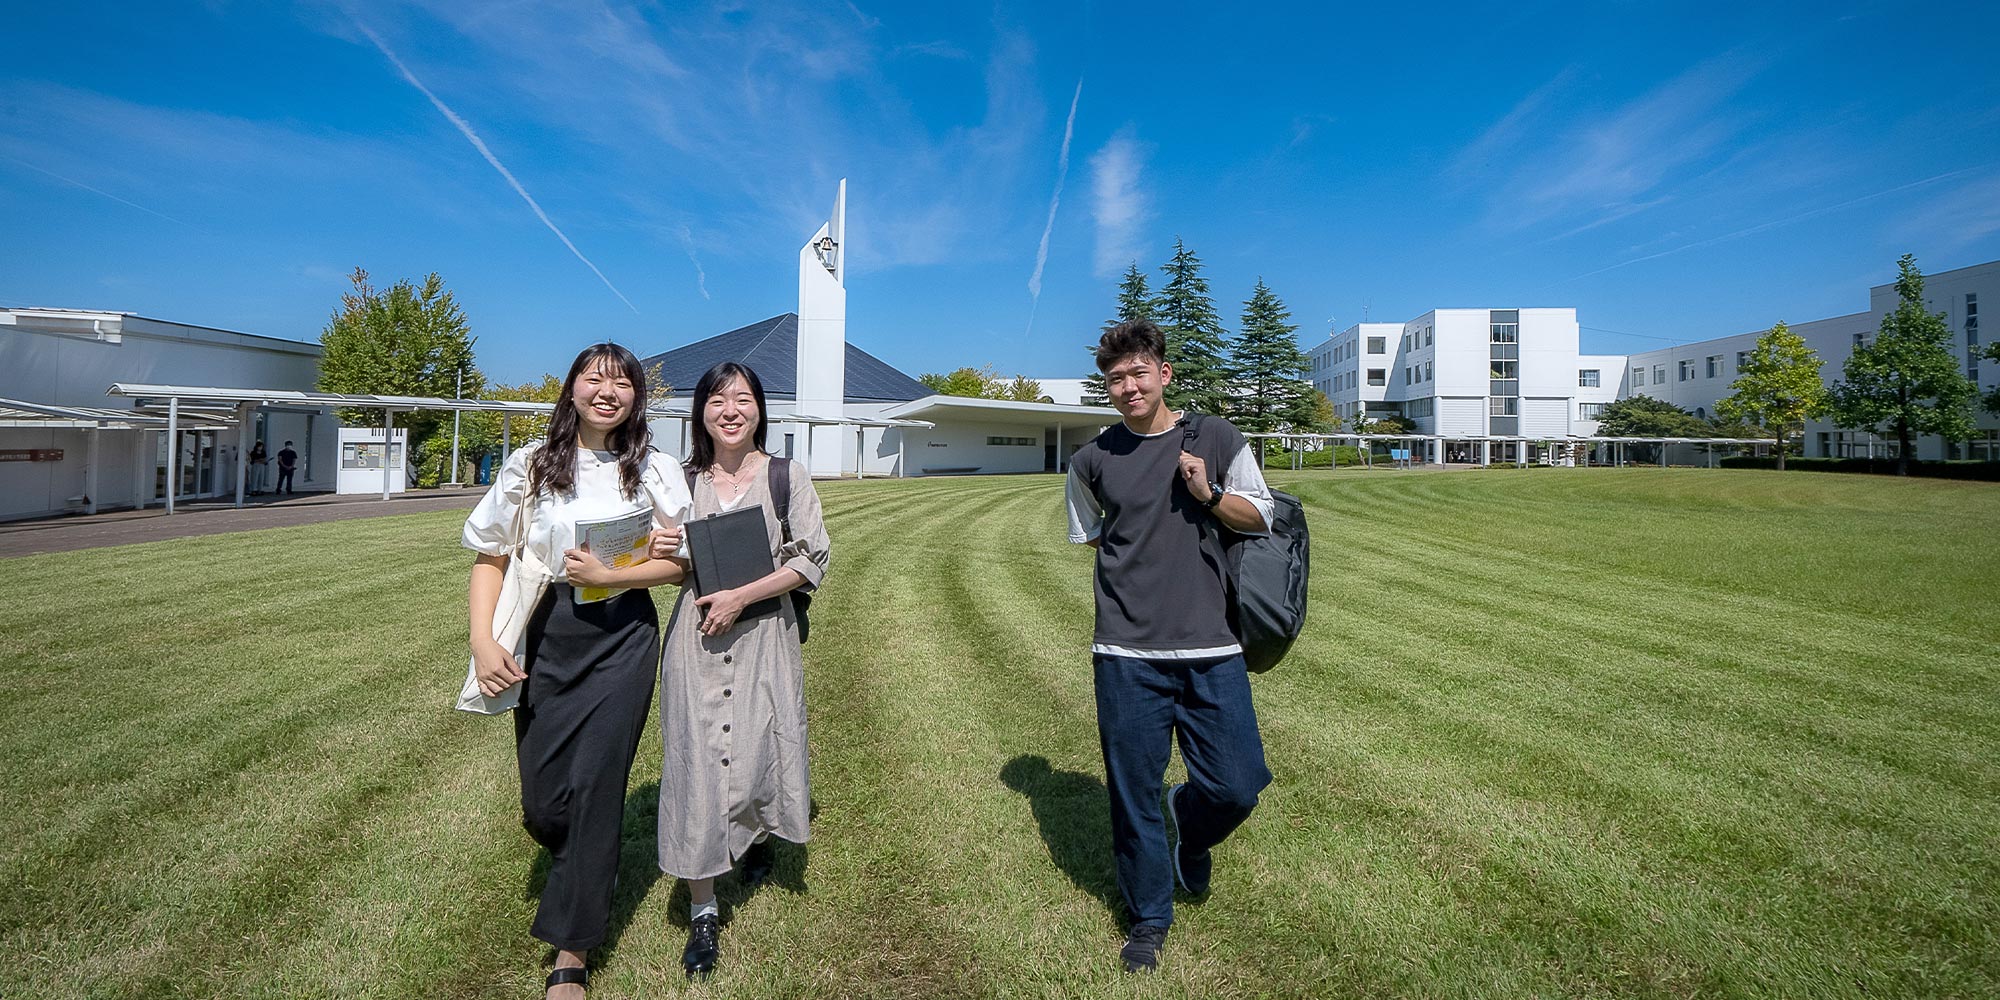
[513,583,659,951]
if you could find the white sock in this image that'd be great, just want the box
[691,898,719,921]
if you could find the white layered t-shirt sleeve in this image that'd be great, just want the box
[1223,444,1275,535]
[1065,463,1102,544]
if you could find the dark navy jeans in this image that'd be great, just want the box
[1093,652,1271,929]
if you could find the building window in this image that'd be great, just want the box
[1579,402,1606,420]
[1736,350,1751,369]
[1678,360,1693,381]
[1490,360,1519,379]
[1970,348,1981,384]
[1367,337,1385,354]
[1425,326,1434,347]
[1653,365,1666,385]
[1706,355,1722,378]
[1579,369,1600,387]
[1424,360,1433,381]
[1632,367,1646,387]
[1853,332,1865,347]
[1402,334,1411,350]
[1490,323,1519,344]
[1489,397,1518,416]
[1367,369,1385,386]
[986,436,1036,446]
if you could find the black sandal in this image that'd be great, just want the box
[545,966,588,994]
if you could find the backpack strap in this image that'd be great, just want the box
[767,455,794,543]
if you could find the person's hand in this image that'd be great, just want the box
[471,636,526,698]
[1178,450,1214,503]
[647,525,683,561]
[563,546,616,588]
[694,588,748,637]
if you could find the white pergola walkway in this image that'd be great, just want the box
[104,383,928,515]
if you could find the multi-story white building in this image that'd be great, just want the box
[1309,309,1623,463]
[1627,258,1999,461]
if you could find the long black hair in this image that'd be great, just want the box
[529,343,652,500]
[684,361,769,473]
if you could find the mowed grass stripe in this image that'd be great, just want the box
[4,470,1998,998]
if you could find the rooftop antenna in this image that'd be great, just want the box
[1363,301,1371,322]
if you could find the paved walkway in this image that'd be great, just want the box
[0,489,485,558]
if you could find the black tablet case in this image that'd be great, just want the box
[685,506,782,620]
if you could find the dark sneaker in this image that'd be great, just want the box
[683,913,719,979]
[1167,783,1212,896]
[1121,924,1168,973]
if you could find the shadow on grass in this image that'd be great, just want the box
[1000,754,1123,922]
[521,780,666,965]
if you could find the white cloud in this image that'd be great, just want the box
[1090,128,1148,280]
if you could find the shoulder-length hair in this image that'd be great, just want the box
[684,361,769,473]
[529,343,652,500]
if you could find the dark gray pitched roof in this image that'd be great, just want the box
[638,313,930,403]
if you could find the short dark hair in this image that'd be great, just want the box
[1095,320,1166,372]
[283,440,293,446]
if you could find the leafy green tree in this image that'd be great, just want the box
[1827,255,1978,475]
[317,268,481,487]
[1715,320,1825,470]
[1083,261,1155,405]
[460,374,563,467]
[1984,341,2000,416]
[1307,389,1339,433]
[1227,279,1318,459]
[1593,395,1715,438]
[918,366,1044,401]
[1001,375,1046,402]
[1154,238,1232,414]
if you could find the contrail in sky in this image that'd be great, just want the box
[351,19,639,314]
[2,153,194,229]
[1544,166,1987,289]
[1026,79,1083,335]
[679,225,711,300]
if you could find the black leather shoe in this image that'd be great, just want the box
[740,839,774,887]
[683,913,719,979]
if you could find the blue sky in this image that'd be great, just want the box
[4,1,1998,386]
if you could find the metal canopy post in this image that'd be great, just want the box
[84,427,99,515]
[502,414,512,460]
[234,402,253,508]
[165,396,179,515]
[383,408,395,501]
[898,432,907,478]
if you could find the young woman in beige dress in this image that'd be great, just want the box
[651,360,828,979]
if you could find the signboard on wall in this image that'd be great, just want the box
[0,449,64,462]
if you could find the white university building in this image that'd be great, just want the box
[1306,257,2000,464]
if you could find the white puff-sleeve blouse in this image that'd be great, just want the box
[463,444,693,581]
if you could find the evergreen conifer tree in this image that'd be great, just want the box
[1154,238,1232,413]
[1228,279,1317,458]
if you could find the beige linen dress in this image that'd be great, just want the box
[657,456,829,880]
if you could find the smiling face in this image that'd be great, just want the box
[1102,353,1173,424]
[571,358,637,439]
[702,374,760,453]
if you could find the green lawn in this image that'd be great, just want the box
[3,469,1997,999]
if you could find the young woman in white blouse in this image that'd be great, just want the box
[464,343,691,1000]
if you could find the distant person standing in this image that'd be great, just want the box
[1065,320,1276,973]
[275,441,298,494]
[248,441,269,494]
